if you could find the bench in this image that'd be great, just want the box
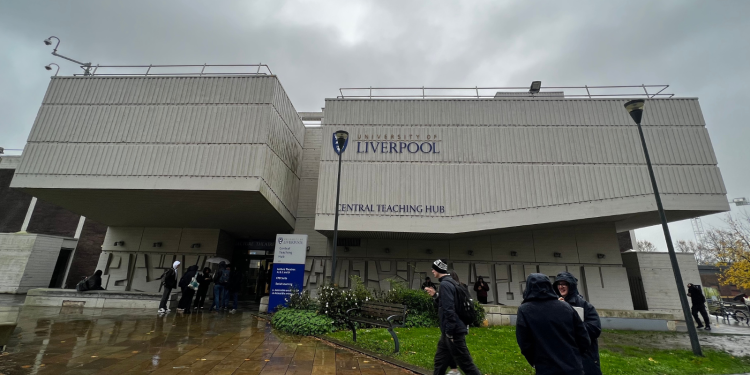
[346,302,407,353]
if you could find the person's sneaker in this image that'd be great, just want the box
[166,308,171,313]
[705,326,711,330]
[158,308,166,314]
[230,309,237,313]
[447,369,460,375]
[696,324,704,328]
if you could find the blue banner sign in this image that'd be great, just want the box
[267,234,308,312]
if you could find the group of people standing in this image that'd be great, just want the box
[424,259,603,375]
[156,260,242,315]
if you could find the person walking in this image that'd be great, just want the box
[156,261,180,314]
[687,283,711,330]
[424,259,481,375]
[194,267,212,310]
[177,265,199,314]
[210,261,227,311]
[516,273,590,375]
[553,272,602,375]
[227,265,242,313]
[473,277,490,304]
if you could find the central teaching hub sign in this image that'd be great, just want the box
[355,133,440,154]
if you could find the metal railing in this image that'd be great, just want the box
[73,64,273,77]
[338,85,675,99]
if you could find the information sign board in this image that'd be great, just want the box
[268,234,307,312]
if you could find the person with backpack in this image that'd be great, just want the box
[156,261,180,314]
[553,272,602,375]
[516,273,590,375]
[210,261,227,311]
[77,270,105,291]
[177,265,199,314]
[424,259,481,375]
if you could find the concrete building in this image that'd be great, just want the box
[0,155,107,293]
[5,70,729,310]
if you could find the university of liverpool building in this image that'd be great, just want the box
[2,69,729,311]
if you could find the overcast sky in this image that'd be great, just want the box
[1,0,748,249]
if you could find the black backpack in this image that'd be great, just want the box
[447,279,477,325]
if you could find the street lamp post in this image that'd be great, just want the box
[624,99,703,356]
[330,130,349,285]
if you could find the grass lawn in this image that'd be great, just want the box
[326,326,750,375]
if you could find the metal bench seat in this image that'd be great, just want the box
[346,302,407,353]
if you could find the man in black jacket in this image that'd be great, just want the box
[687,283,711,330]
[424,259,481,375]
[554,272,602,375]
[156,260,180,314]
[516,273,590,375]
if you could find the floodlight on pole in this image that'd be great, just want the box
[43,36,93,76]
[330,130,349,285]
[45,63,60,76]
[529,81,542,94]
[624,99,703,356]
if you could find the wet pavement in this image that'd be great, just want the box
[0,305,410,375]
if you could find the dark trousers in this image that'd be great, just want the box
[478,295,488,304]
[159,287,172,310]
[433,333,481,375]
[194,287,209,308]
[212,285,225,310]
[178,287,195,312]
[692,304,710,326]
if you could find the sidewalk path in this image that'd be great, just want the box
[0,306,411,375]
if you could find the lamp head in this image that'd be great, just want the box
[45,65,52,70]
[529,81,542,94]
[332,130,349,155]
[624,99,645,125]
[44,38,52,46]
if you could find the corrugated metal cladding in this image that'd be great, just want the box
[323,98,706,126]
[321,126,717,165]
[315,98,725,227]
[15,76,305,221]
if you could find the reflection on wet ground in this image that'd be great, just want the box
[0,306,409,375]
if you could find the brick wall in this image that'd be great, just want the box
[0,169,32,233]
[64,219,107,288]
[26,198,80,237]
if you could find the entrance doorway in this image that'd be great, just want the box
[233,249,274,302]
[49,248,73,288]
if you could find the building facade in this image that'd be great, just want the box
[6,74,729,310]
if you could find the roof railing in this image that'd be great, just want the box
[72,64,273,77]
[338,85,674,99]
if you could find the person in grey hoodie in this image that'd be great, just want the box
[553,272,602,375]
[516,273,590,375]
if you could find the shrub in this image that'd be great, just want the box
[286,287,318,311]
[271,308,334,335]
[317,275,372,327]
[472,300,486,327]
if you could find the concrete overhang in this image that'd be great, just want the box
[18,188,294,239]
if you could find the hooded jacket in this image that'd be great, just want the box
[516,273,590,375]
[86,270,103,290]
[433,275,468,337]
[553,272,602,375]
[213,261,227,284]
[179,265,199,289]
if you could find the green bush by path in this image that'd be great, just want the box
[326,326,750,375]
[271,308,334,336]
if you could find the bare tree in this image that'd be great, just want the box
[676,239,714,265]
[637,240,658,252]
